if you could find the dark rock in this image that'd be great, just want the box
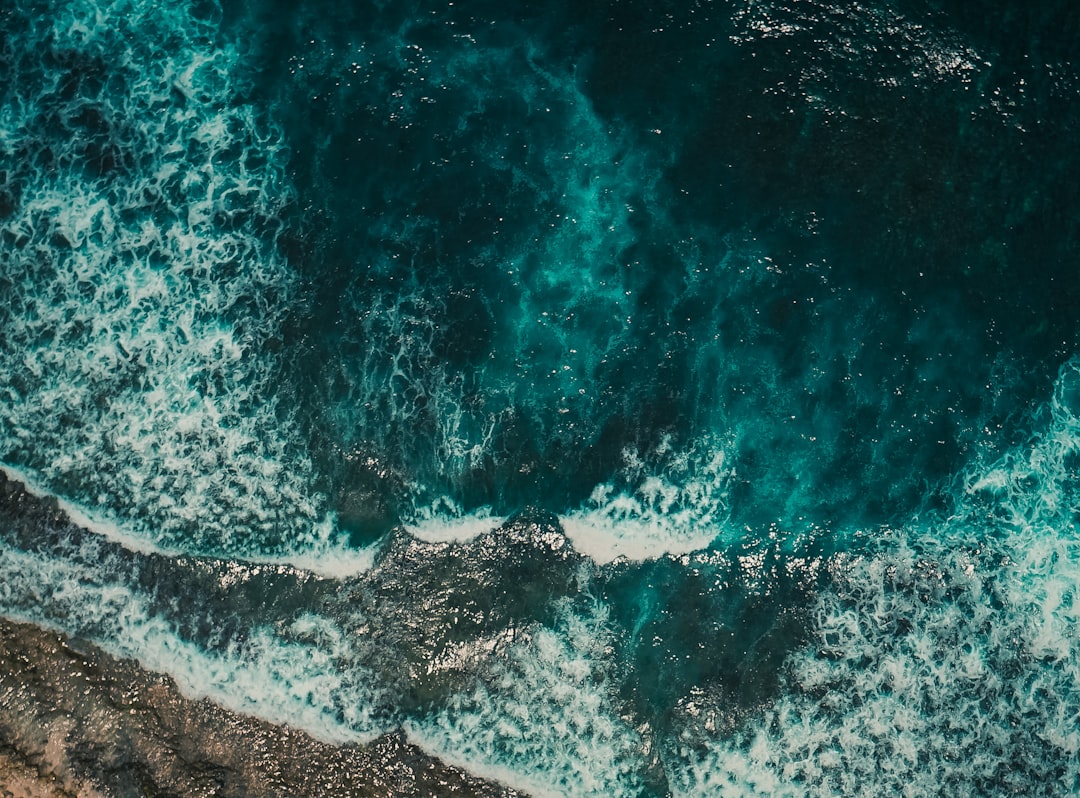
[0,617,521,797]
[345,511,582,711]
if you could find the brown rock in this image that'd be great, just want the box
[0,617,520,798]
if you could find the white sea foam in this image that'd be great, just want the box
[0,541,386,745]
[403,437,733,563]
[0,463,168,557]
[0,0,326,558]
[404,498,505,544]
[406,596,648,798]
[263,543,380,580]
[6,2,1077,793]
[10,349,1080,795]
[560,437,732,562]
[0,463,378,579]
[558,513,717,563]
[664,356,1080,796]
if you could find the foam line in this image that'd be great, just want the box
[0,463,172,558]
[0,463,377,579]
[0,546,384,746]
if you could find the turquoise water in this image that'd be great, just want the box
[2,0,1080,793]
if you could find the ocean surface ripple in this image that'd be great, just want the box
[2,0,1080,794]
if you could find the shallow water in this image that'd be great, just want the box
[2,0,1080,794]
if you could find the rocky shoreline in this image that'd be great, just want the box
[0,617,518,798]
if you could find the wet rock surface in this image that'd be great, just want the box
[0,617,520,797]
[347,512,583,712]
[0,472,584,743]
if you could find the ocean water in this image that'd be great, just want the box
[1,0,1080,793]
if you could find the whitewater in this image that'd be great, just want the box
[3,0,1080,794]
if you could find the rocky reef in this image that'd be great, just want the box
[0,616,518,797]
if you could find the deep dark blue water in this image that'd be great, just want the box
[2,0,1080,793]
